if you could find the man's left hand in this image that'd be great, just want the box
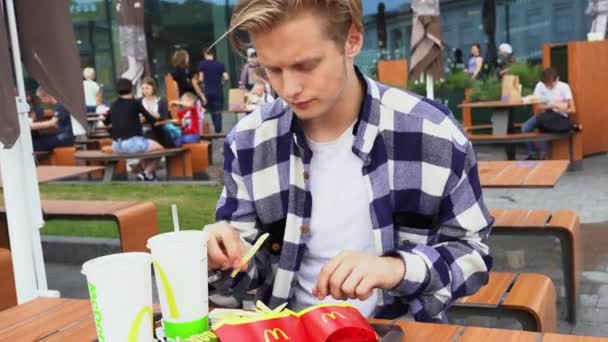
[313,251,406,301]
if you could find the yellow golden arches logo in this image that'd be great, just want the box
[321,311,346,323]
[263,328,290,342]
[127,306,153,342]
[152,261,180,319]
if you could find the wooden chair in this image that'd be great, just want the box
[490,209,581,323]
[449,272,557,333]
[0,248,17,311]
[0,200,159,253]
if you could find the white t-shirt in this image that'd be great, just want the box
[533,81,573,116]
[83,80,100,107]
[293,123,378,317]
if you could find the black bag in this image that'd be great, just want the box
[536,110,575,133]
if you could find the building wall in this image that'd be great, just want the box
[357,0,591,76]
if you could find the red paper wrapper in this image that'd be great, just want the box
[214,304,377,342]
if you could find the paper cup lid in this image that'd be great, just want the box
[147,230,208,251]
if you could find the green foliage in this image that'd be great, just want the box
[505,62,541,96]
[407,70,474,96]
[470,75,502,102]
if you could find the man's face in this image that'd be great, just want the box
[544,79,558,90]
[253,12,360,121]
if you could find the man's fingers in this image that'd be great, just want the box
[207,235,229,270]
[218,229,244,267]
[341,269,364,300]
[328,262,353,300]
[355,277,376,301]
[315,254,346,299]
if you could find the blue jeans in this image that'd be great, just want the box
[211,111,222,133]
[112,136,149,154]
[521,116,545,155]
[175,133,200,146]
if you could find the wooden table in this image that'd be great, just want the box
[460,100,541,159]
[0,166,104,188]
[478,160,569,188]
[1,298,607,341]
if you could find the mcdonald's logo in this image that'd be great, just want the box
[321,311,345,323]
[263,328,290,342]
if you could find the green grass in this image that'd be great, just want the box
[1,183,222,238]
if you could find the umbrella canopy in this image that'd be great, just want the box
[482,0,497,71]
[0,3,19,148]
[117,0,149,87]
[15,0,87,132]
[410,14,445,81]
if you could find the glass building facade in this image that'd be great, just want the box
[69,0,593,96]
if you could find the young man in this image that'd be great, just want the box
[30,87,75,152]
[198,48,229,133]
[208,0,493,322]
[522,68,576,160]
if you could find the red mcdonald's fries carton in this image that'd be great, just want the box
[212,303,378,342]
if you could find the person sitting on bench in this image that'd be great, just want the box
[170,92,203,146]
[104,78,163,181]
[30,87,75,152]
[522,68,576,160]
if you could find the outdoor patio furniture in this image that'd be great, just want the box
[74,148,188,182]
[201,133,226,165]
[490,209,581,323]
[450,272,557,333]
[478,160,570,188]
[0,248,17,311]
[167,141,210,179]
[0,166,104,187]
[0,200,159,253]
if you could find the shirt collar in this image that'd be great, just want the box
[286,67,382,162]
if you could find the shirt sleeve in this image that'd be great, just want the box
[387,138,493,322]
[138,101,157,124]
[563,83,574,101]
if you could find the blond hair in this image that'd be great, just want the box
[83,67,96,81]
[225,0,362,52]
[171,49,190,69]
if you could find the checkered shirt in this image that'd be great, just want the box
[213,71,494,322]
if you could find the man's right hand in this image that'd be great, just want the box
[206,222,249,272]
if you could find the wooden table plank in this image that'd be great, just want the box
[543,334,608,342]
[0,298,66,333]
[460,326,539,342]
[0,166,104,188]
[0,299,90,341]
[459,100,541,109]
[478,161,569,188]
[457,272,516,307]
[523,161,570,187]
[396,321,460,342]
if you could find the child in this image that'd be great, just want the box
[170,92,203,146]
[245,67,274,113]
[83,67,101,113]
[104,78,163,181]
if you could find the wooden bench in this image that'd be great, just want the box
[167,141,210,180]
[36,146,77,166]
[490,209,581,323]
[201,133,226,165]
[0,200,159,253]
[0,248,17,311]
[470,132,575,165]
[74,148,188,182]
[449,272,557,333]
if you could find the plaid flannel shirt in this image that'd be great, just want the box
[214,71,493,322]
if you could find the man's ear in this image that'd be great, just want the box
[344,24,363,58]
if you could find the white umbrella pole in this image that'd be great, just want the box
[1,0,50,302]
[426,73,435,100]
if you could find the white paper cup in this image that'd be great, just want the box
[81,252,154,342]
[147,230,209,340]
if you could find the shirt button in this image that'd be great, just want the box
[300,225,310,234]
[303,171,309,180]
[271,242,281,252]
